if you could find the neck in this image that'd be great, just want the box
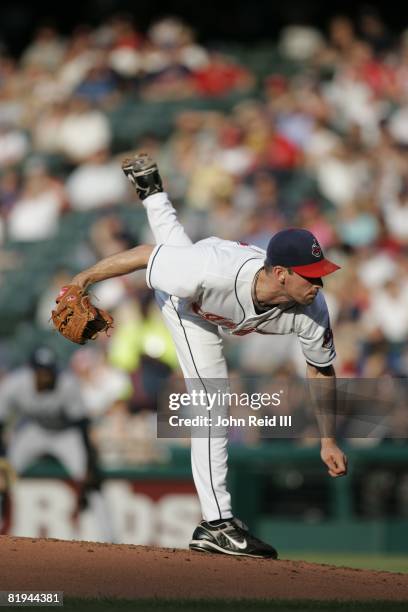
[253,268,293,307]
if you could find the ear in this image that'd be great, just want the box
[272,265,286,285]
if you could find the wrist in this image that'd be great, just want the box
[321,437,337,447]
[72,273,90,290]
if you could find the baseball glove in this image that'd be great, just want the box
[51,285,114,345]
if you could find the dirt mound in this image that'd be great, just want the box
[0,535,407,601]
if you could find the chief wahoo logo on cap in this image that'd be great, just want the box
[311,239,322,258]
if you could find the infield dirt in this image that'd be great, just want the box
[1,535,408,601]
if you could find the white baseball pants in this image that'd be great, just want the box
[144,193,232,521]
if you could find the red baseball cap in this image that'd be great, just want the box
[266,228,340,278]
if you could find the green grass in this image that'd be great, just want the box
[52,599,408,612]
[282,552,408,573]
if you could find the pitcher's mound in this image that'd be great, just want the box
[1,535,407,601]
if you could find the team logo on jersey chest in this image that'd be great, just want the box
[311,239,322,258]
[192,303,235,328]
[191,302,256,335]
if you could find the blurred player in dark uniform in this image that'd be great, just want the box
[0,346,114,541]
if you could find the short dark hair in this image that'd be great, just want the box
[264,260,273,274]
[264,261,293,275]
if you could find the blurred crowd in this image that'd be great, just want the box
[0,9,408,467]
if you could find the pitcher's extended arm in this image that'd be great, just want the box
[307,363,348,478]
[72,245,155,289]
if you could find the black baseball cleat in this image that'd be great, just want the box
[189,518,278,559]
[121,152,163,200]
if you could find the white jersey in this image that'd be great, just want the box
[146,236,335,368]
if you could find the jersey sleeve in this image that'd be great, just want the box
[146,243,208,299]
[61,374,88,421]
[296,293,336,367]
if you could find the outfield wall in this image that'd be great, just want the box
[2,444,408,552]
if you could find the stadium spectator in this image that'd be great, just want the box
[21,24,65,71]
[0,122,29,168]
[57,97,111,163]
[7,158,67,241]
[66,148,127,210]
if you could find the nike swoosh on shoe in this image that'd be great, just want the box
[223,532,248,550]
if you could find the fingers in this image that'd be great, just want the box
[55,286,69,303]
[322,448,347,478]
[324,452,348,478]
[328,468,346,478]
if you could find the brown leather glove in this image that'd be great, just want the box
[51,285,113,345]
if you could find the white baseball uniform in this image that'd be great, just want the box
[143,192,335,521]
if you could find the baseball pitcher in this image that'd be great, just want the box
[55,153,347,558]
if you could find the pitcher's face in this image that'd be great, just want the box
[284,270,323,305]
